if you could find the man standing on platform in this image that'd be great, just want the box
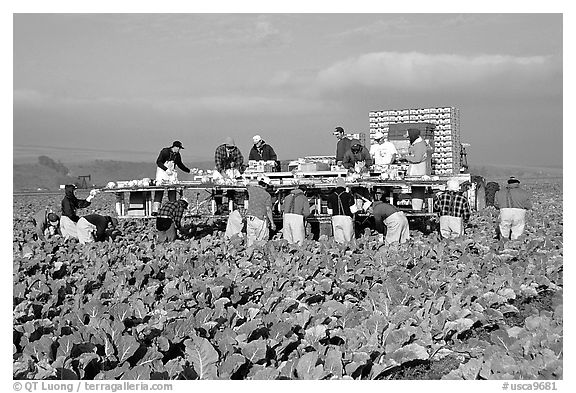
[370,131,397,169]
[401,128,432,210]
[154,141,191,214]
[334,126,352,166]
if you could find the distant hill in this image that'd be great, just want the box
[13,158,562,192]
[13,159,215,191]
[469,164,563,181]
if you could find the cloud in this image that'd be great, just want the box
[314,51,559,93]
[13,88,329,118]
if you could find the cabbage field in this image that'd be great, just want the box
[13,179,563,380]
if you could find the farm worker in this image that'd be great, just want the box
[327,177,358,243]
[77,214,119,244]
[342,140,373,172]
[245,175,276,247]
[249,134,279,171]
[60,184,97,240]
[494,177,532,240]
[156,197,190,243]
[32,208,61,241]
[485,181,501,208]
[334,126,352,166]
[214,137,245,214]
[153,141,191,214]
[371,198,410,244]
[433,179,471,239]
[281,185,311,244]
[402,128,433,210]
[370,131,398,169]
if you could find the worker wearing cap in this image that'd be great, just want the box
[334,126,352,166]
[249,135,279,171]
[156,197,191,242]
[494,177,532,240]
[342,140,373,172]
[327,177,358,243]
[433,179,471,239]
[371,197,410,245]
[245,176,276,246]
[281,185,311,244]
[32,208,61,241]
[214,137,245,214]
[77,214,119,244]
[60,184,97,240]
[153,141,191,214]
[370,131,398,169]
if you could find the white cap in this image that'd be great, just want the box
[258,175,271,185]
[253,135,262,144]
[446,179,460,191]
[373,131,384,140]
[180,197,189,204]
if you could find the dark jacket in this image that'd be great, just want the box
[249,142,278,161]
[327,187,356,217]
[62,185,91,222]
[336,138,352,163]
[156,147,190,172]
[342,146,373,169]
[83,214,116,241]
[494,183,532,210]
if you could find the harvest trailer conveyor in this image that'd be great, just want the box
[100,171,479,223]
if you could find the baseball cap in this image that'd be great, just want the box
[172,140,184,149]
[374,131,384,140]
[253,135,262,144]
[446,179,460,191]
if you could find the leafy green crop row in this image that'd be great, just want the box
[13,181,563,379]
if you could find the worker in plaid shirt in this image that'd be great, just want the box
[214,137,245,175]
[156,197,190,242]
[433,179,471,239]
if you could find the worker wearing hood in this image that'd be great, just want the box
[402,129,433,210]
[342,140,373,171]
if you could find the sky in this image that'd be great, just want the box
[13,13,563,167]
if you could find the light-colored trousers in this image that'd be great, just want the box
[499,208,527,240]
[246,215,269,247]
[439,215,464,239]
[60,216,78,240]
[225,210,244,239]
[332,215,354,243]
[283,213,306,244]
[384,211,410,244]
[77,217,97,244]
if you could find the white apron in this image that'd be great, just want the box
[155,161,178,185]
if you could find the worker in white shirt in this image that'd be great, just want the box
[370,131,398,170]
